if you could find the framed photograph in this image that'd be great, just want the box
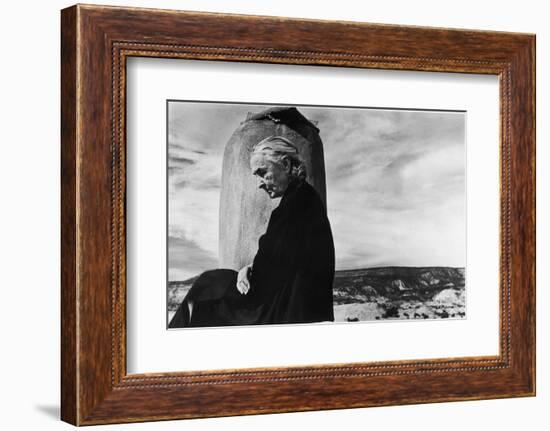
[164,101,467,330]
[61,4,535,425]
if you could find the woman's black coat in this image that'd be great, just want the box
[169,179,335,328]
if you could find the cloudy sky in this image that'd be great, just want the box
[168,101,465,281]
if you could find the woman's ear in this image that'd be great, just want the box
[281,156,291,173]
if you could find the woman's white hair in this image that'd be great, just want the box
[251,136,307,181]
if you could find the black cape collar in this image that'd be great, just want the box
[279,178,304,206]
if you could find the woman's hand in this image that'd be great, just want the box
[237,264,252,295]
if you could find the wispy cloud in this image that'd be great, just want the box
[301,107,465,269]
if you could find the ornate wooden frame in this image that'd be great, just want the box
[61,4,536,425]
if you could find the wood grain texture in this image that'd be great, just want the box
[60,5,78,425]
[60,4,536,425]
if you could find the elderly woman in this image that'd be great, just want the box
[169,136,335,328]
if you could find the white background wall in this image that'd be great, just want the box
[0,0,546,429]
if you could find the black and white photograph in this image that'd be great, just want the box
[167,101,466,329]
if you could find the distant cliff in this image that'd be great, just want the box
[332,266,465,322]
[333,266,465,304]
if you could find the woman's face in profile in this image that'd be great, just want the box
[250,153,291,199]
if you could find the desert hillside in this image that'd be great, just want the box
[332,266,465,322]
